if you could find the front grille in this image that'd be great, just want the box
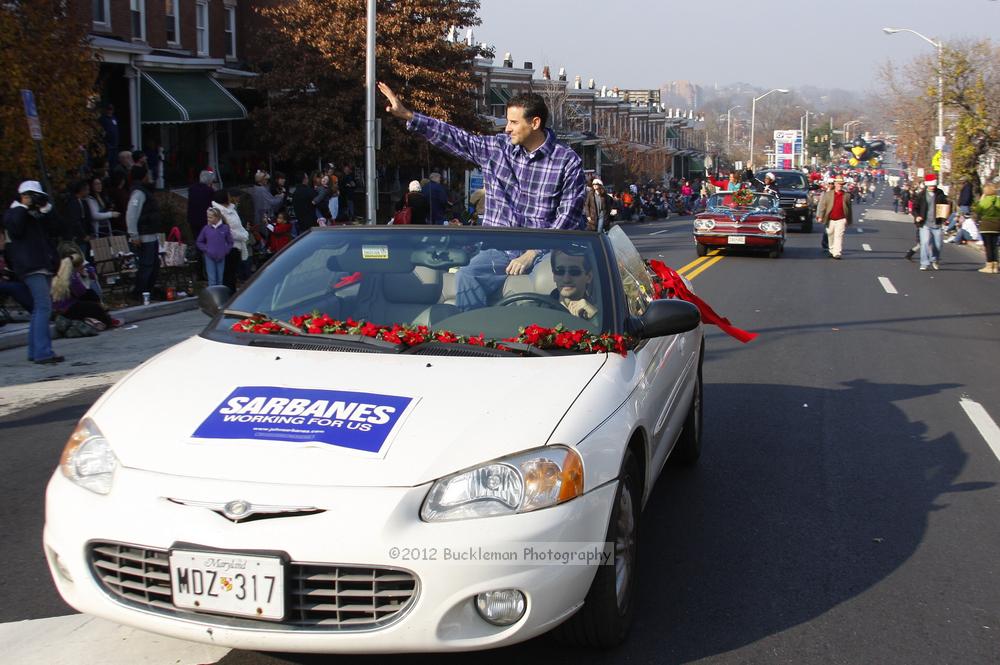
[88,542,418,631]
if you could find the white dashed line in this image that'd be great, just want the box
[862,243,872,251]
[857,228,864,233]
[878,276,898,294]
[649,229,670,236]
[960,397,1000,464]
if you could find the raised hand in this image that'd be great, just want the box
[377,82,414,121]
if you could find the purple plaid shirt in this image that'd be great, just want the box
[407,114,586,230]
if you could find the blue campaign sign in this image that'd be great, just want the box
[21,90,38,118]
[193,386,414,454]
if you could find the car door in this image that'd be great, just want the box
[606,227,697,485]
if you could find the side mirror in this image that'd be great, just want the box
[199,285,233,317]
[628,299,701,339]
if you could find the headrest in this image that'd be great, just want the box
[383,266,442,303]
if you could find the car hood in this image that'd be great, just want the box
[93,336,607,487]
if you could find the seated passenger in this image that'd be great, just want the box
[550,249,597,320]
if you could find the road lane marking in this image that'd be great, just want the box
[685,255,725,280]
[878,277,898,294]
[857,228,864,233]
[676,250,721,276]
[960,397,1000,464]
[863,243,872,251]
[649,229,670,236]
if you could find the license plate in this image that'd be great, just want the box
[169,549,285,620]
[728,235,746,245]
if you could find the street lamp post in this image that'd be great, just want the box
[726,104,741,156]
[749,88,789,168]
[364,0,377,224]
[883,27,944,184]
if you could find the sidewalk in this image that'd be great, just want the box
[0,306,208,418]
[0,296,200,352]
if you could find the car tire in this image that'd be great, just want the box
[768,245,781,259]
[552,449,640,649]
[696,243,708,257]
[670,356,703,465]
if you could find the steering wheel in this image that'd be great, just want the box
[495,293,569,312]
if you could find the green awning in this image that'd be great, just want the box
[488,87,512,106]
[140,72,247,124]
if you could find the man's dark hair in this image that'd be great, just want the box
[130,165,148,182]
[72,180,90,196]
[211,189,230,205]
[507,92,549,128]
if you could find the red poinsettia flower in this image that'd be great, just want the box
[307,325,322,334]
[467,334,485,346]
[435,330,459,344]
[554,331,576,349]
[359,322,381,338]
[382,330,402,344]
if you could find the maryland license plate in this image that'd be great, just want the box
[169,549,285,620]
[728,235,746,245]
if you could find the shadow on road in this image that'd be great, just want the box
[223,379,983,664]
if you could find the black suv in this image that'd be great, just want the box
[754,169,814,232]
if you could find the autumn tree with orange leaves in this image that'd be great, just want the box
[0,1,98,195]
[250,0,488,169]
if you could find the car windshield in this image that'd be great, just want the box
[707,193,778,210]
[756,172,807,189]
[211,227,613,346]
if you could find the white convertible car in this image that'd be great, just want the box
[45,225,704,653]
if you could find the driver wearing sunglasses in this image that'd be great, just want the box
[550,249,597,320]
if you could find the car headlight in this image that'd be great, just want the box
[693,219,715,231]
[60,418,117,495]
[794,200,807,208]
[421,446,584,522]
[758,221,783,234]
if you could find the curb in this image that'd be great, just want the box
[0,296,201,352]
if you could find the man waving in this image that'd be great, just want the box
[379,82,586,309]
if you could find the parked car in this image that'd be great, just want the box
[45,224,704,653]
[693,191,785,258]
[754,169,814,232]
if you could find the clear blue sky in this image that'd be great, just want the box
[476,0,997,93]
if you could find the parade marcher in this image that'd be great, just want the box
[379,82,585,310]
[2,181,63,363]
[972,183,1000,273]
[816,175,853,259]
[186,169,216,241]
[125,165,161,301]
[585,178,613,232]
[912,174,949,270]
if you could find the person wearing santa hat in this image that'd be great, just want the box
[911,173,950,270]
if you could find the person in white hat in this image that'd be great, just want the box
[585,178,613,232]
[912,173,949,270]
[2,181,64,363]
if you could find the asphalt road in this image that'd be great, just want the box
[3,185,999,664]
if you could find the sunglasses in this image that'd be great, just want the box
[553,265,586,277]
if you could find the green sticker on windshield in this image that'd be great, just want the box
[362,245,389,260]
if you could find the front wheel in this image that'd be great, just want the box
[553,449,640,648]
[696,243,708,257]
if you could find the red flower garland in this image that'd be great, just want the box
[231,312,633,356]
